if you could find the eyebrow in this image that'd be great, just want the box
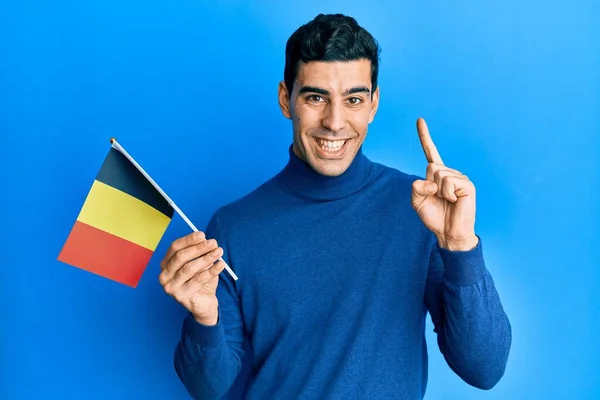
[298,85,371,96]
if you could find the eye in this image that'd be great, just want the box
[307,95,324,102]
[347,97,363,105]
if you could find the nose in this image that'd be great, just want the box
[322,101,346,133]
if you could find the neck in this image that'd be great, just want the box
[278,144,376,201]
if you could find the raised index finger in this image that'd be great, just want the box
[417,118,443,165]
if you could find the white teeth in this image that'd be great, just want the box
[317,139,347,152]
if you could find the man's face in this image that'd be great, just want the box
[278,59,380,177]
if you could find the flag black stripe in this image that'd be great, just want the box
[95,147,174,218]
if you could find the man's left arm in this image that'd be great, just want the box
[424,234,512,390]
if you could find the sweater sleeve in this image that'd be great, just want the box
[173,211,246,400]
[424,235,512,390]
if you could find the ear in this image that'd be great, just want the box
[278,81,291,119]
[368,86,380,124]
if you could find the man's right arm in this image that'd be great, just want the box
[160,211,245,399]
[174,273,246,399]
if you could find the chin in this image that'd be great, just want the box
[310,160,351,177]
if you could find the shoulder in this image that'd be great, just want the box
[205,174,282,233]
[369,160,433,237]
[370,159,423,199]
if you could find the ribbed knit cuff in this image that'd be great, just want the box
[438,235,487,286]
[183,313,225,349]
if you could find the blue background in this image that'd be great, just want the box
[1,0,598,399]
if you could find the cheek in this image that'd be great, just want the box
[289,107,301,130]
[294,106,322,130]
[349,110,371,133]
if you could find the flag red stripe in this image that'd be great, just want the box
[58,220,154,287]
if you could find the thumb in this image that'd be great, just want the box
[412,179,438,200]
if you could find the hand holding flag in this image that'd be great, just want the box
[158,231,226,326]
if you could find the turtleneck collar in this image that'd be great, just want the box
[278,144,378,201]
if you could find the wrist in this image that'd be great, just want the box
[193,309,219,326]
[437,234,479,251]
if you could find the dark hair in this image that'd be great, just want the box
[284,14,381,97]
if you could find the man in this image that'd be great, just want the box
[159,13,511,399]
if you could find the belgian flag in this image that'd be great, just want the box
[58,139,174,287]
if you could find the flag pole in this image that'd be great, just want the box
[109,138,239,281]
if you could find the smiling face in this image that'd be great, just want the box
[278,59,380,177]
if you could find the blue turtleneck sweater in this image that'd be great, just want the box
[173,146,511,399]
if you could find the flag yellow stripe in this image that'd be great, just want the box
[76,180,171,250]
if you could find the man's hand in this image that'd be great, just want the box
[411,118,479,251]
[159,231,226,325]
